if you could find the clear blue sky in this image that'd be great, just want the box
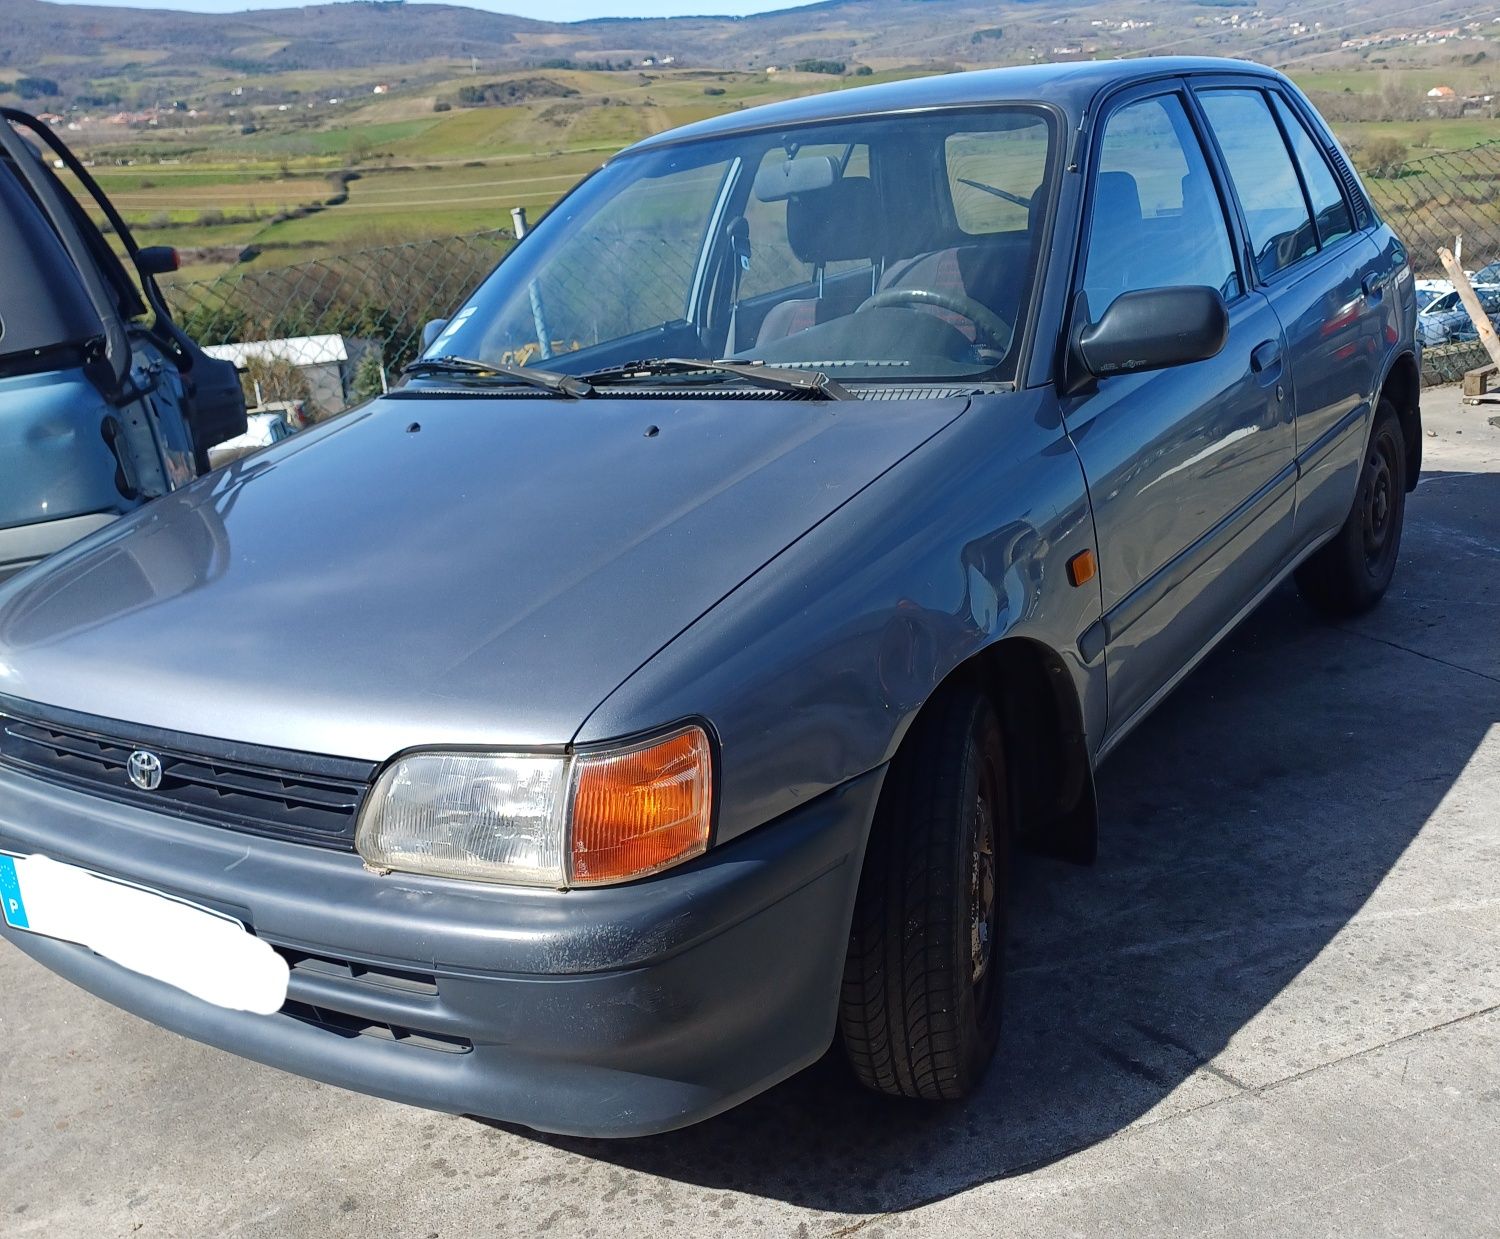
[46,0,822,20]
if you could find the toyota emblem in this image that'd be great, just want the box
[126,749,164,791]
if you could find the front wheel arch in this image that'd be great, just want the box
[896,636,1097,865]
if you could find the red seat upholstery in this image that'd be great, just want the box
[751,178,1034,349]
[752,178,882,349]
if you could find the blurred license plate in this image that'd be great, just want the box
[0,852,288,1015]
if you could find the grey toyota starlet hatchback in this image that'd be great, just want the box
[0,59,1419,1136]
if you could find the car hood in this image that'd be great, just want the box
[0,390,968,760]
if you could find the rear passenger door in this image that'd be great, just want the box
[1061,83,1297,740]
[1194,82,1387,545]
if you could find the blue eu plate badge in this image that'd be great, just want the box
[0,854,29,930]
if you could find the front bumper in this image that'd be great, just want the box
[0,763,882,1137]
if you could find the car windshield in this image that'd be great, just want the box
[425,107,1056,387]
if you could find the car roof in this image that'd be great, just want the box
[624,57,1286,154]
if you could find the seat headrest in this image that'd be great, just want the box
[785,178,882,265]
[1095,171,1142,224]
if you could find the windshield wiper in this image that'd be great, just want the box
[402,355,593,398]
[584,357,851,400]
[956,177,1032,210]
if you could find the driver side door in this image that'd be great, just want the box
[1060,83,1297,743]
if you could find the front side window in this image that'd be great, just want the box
[1198,89,1317,280]
[1082,93,1240,316]
[1270,94,1353,248]
[426,107,1058,385]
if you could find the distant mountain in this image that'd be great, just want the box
[0,0,1463,100]
[2,0,547,77]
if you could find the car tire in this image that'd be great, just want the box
[1294,397,1407,618]
[839,682,1007,1102]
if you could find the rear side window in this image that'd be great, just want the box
[1270,94,1353,248]
[944,115,1050,235]
[1082,93,1240,315]
[1198,89,1317,280]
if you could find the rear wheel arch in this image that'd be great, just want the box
[1380,349,1421,492]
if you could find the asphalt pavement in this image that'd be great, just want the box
[3,384,1498,1238]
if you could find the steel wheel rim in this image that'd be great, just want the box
[969,790,998,989]
[1361,429,1399,569]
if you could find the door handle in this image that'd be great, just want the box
[1362,272,1384,297]
[1250,339,1281,373]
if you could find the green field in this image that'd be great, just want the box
[44,56,1500,283]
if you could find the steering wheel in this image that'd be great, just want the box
[855,287,1012,353]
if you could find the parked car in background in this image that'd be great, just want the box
[207,404,305,468]
[0,110,246,584]
[1469,260,1500,287]
[0,59,1419,1138]
[1414,278,1452,311]
[1415,284,1500,346]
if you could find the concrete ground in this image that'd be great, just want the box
[3,386,1499,1238]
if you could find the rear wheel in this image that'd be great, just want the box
[839,683,1007,1101]
[1295,397,1407,618]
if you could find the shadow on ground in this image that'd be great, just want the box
[491,470,1499,1214]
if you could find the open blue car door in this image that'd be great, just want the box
[0,109,246,583]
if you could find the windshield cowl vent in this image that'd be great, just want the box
[390,384,976,402]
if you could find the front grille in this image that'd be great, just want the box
[0,695,375,850]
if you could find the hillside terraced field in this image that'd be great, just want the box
[42,56,1500,283]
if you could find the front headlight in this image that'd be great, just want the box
[354,724,713,887]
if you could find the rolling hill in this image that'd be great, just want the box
[3,0,1484,103]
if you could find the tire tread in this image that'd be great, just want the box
[839,683,1003,1101]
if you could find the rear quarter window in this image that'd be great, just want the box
[1270,94,1353,248]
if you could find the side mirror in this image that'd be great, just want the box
[421,318,448,352]
[1076,286,1228,379]
[135,246,180,277]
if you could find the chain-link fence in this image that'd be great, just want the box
[159,141,1500,407]
[1363,140,1500,385]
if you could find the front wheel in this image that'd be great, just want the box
[838,683,1008,1101]
[1295,397,1408,617]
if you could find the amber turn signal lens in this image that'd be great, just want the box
[1067,548,1097,587]
[569,726,713,885]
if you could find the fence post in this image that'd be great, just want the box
[1438,246,1500,374]
[511,205,553,360]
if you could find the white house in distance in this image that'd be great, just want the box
[204,334,349,413]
